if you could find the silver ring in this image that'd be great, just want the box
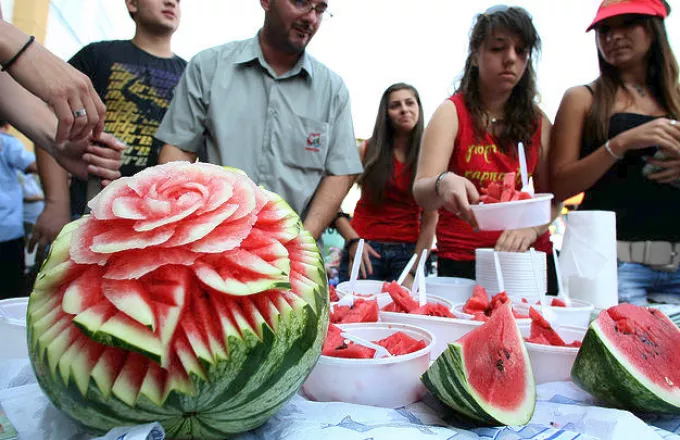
[73,108,87,118]
[670,120,677,127]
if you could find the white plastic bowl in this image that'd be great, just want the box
[380,296,526,359]
[514,299,595,329]
[424,277,476,304]
[471,193,554,231]
[302,323,434,408]
[452,304,532,325]
[523,325,587,384]
[336,280,386,297]
[0,297,29,360]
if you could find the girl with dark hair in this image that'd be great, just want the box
[336,83,438,287]
[414,6,560,293]
[550,0,680,304]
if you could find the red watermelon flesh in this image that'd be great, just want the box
[412,303,455,318]
[479,172,532,204]
[377,332,427,356]
[526,307,581,347]
[329,285,339,302]
[458,302,532,411]
[383,281,419,312]
[463,285,490,314]
[551,298,567,307]
[322,324,375,359]
[330,299,379,324]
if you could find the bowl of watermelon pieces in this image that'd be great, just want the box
[454,287,531,324]
[335,279,396,308]
[522,306,587,384]
[302,322,434,408]
[514,297,595,329]
[472,172,554,231]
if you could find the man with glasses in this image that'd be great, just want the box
[156,0,362,240]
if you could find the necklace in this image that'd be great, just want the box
[627,83,647,97]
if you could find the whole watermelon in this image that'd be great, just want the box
[27,162,329,439]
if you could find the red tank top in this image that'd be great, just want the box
[351,152,421,243]
[437,93,552,261]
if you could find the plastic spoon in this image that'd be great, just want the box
[552,247,572,307]
[517,142,533,195]
[340,332,393,359]
[417,249,428,307]
[345,238,365,307]
[530,248,559,328]
[396,253,418,286]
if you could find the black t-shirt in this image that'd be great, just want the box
[580,113,680,242]
[68,40,187,216]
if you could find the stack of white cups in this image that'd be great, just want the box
[475,248,546,298]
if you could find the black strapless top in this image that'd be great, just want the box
[579,112,680,242]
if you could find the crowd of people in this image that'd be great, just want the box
[1,0,678,304]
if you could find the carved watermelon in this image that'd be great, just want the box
[571,303,680,414]
[421,302,536,426]
[27,162,329,439]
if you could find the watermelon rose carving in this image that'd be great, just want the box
[27,162,329,439]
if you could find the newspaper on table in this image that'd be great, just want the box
[1,359,679,440]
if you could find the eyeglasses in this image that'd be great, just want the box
[483,4,533,19]
[289,0,334,19]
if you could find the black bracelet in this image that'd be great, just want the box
[435,171,452,197]
[346,237,361,249]
[331,211,350,229]
[2,35,35,72]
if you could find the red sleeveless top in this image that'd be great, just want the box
[351,152,421,243]
[437,93,552,261]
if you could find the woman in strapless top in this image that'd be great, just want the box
[550,0,680,304]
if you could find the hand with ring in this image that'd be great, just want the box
[3,34,106,143]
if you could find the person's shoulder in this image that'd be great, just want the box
[0,133,32,154]
[82,39,128,53]
[559,83,596,112]
[192,38,251,64]
[304,53,347,91]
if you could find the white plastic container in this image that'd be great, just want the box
[471,193,554,231]
[0,298,29,360]
[380,297,526,359]
[514,299,595,329]
[523,325,587,384]
[336,280,385,297]
[302,323,434,408]
[424,277,475,304]
[452,304,532,326]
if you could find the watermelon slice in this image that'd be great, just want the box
[525,307,581,348]
[377,332,427,356]
[329,299,379,324]
[479,172,532,204]
[422,302,536,426]
[571,304,680,414]
[26,163,330,439]
[462,285,490,315]
[383,281,419,312]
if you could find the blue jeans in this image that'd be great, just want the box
[338,241,427,283]
[618,262,680,305]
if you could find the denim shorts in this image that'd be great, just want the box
[618,262,680,305]
[338,240,428,283]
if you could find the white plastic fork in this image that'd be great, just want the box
[340,332,393,359]
[344,238,365,307]
[517,142,533,195]
[530,248,559,329]
[396,253,418,286]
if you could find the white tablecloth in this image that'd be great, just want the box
[1,359,679,440]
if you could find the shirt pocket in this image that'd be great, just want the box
[280,114,329,172]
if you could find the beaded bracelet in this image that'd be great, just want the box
[2,35,35,72]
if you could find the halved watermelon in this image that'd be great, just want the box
[571,303,680,414]
[27,163,329,439]
[421,302,536,426]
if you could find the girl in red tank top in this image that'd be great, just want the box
[334,83,438,287]
[412,6,561,294]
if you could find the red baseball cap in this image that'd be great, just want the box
[587,0,669,31]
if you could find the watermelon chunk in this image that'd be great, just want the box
[463,285,490,315]
[479,172,532,205]
[383,281,419,313]
[376,332,427,356]
[330,299,379,324]
[422,302,536,426]
[321,325,375,359]
[551,297,567,307]
[572,304,680,414]
[411,303,455,318]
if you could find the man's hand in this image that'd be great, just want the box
[54,133,125,185]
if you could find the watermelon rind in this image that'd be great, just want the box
[421,307,535,426]
[571,318,680,414]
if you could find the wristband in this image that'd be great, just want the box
[604,140,623,160]
[435,171,452,197]
[2,36,35,72]
[346,237,361,249]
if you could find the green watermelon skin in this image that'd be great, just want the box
[421,303,535,426]
[571,304,680,414]
[26,163,330,439]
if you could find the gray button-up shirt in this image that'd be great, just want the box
[155,35,363,217]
